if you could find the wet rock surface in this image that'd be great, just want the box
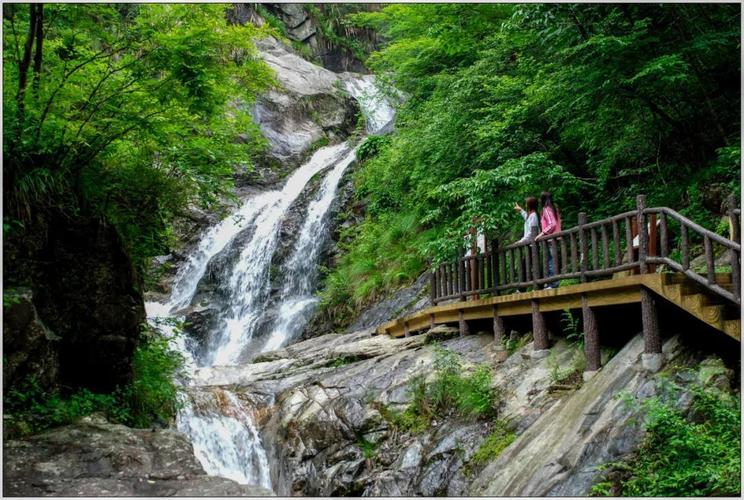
[2,414,273,497]
[187,328,728,496]
[347,271,432,333]
[252,37,360,169]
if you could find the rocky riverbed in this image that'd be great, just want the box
[3,414,273,497]
[185,325,732,496]
[6,324,734,497]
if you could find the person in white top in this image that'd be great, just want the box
[512,197,539,289]
[514,196,540,244]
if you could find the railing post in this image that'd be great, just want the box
[458,248,466,301]
[727,195,741,302]
[430,264,437,304]
[578,212,588,282]
[704,235,715,285]
[491,237,500,295]
[581,294,600,378]
[637,194,648,274]
[659,212,668,258]
[530,226,540,288]
[681,224,690,271]
[728,194,740,243]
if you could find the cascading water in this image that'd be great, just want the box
[144,74,394,492]
[260,144,359,353]
[176,389,271,487]
[207,142,355,366]
[343,74,396,134]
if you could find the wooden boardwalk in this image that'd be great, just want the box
[376,272,740,341]
[375,194,740,374]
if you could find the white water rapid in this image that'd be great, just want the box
[343,74,396,134]
[144,74,394,492]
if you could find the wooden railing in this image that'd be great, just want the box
[430,194,741,306]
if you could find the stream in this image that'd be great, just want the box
[144,74,394,492]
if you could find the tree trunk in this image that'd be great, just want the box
[32,4,44,97]
[16,3,37,116]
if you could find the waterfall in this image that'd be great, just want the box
[176,389,271,488]
[343,75,395,134]
[260,145,359,353]
[144,74,394,492]
[207,143,355,366]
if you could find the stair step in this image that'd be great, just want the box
[680,293,706,311]
[700,304,725,325]
[723,320,741,340]
[663,284,684,302]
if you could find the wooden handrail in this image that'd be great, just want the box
[430,194,741,306]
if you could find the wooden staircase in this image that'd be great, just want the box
[647,273,740,341]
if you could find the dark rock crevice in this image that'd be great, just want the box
[4,210,145,395]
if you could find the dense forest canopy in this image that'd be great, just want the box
[3,3,273,275]
[318,3,741,324]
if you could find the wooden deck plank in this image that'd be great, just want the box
[376,272,740,341]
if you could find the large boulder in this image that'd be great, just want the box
[248,37,360,172]
[33,214,145,393]
[2,288,60,393]
[4,212,145,394]
[2,414,273,497]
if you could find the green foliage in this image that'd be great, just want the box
[465,419,517,475]
[328,354,364,368]
[505,333,531,356]
[4,323,184,436]
[317,3,740,328]
[547,345,586,386]
[356,435,378,459]
[306,4,379,64]
[356,135,390,162]
[559,278,581,287]
[384,345,501,433]
[3,4,274,273]
[591,385,740,496]
[3,287,23,307]
[117,324,184,428]
[561,309,584,347]
[4,377,118,436]
[318,209,439,326]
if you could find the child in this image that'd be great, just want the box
[514,197,540,288]
[514,197,540,244]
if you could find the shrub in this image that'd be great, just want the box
[385,345,501,433]
[4,323,184,436]
[4,378,119,437]
[547,346,586,387]
[590,385,740,496]
[116,325,184,428]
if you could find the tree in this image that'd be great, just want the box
[3,4,275,270]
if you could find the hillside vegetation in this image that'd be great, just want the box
[318,3,740,325]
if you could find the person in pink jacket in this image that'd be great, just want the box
[536,191,561,288]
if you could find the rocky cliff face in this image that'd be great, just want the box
[251,4,379,74]
[249,36,360,174]
[3,212,145,394]
[184,325,734,496]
